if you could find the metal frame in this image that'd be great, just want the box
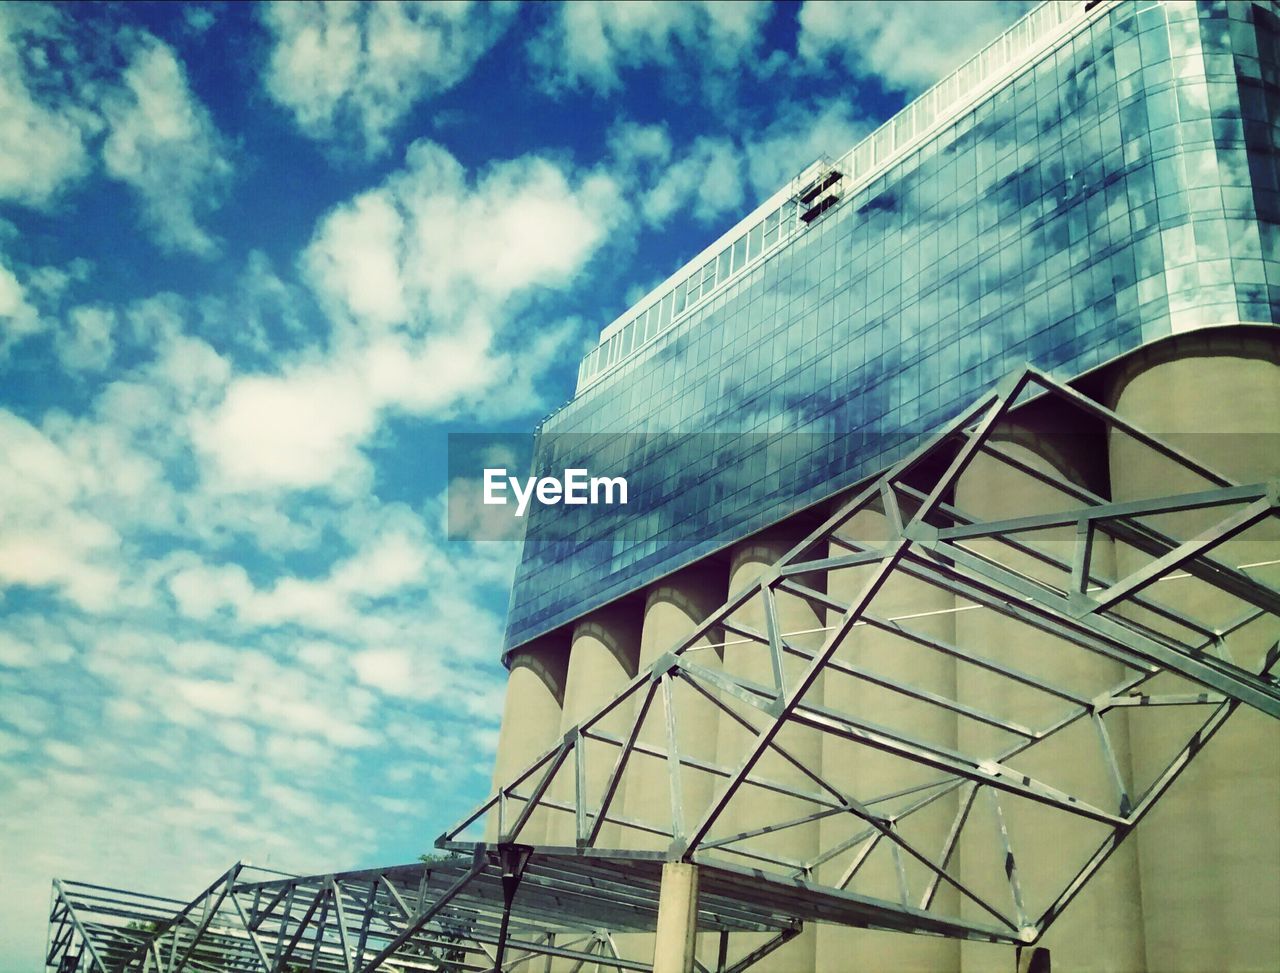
[48,366,1279,971]
[47,851,804,973]
[444,366,1278,944]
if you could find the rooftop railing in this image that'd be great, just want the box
[571,0,1096,400]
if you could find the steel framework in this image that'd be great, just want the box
[48,367,1280,972]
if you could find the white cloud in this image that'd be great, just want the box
[168,530,434,634]
[302,191,408,328]
[184,6,216,36]
[744,98,874,201]
[57,304,116,372]
[0,10,232,256]
[262,0,516,158]
[0,258,40,351]
[197,141,617,493]
[193,362,379,494]
[608,121,672,174]
[307,139,620,326]
[531,0,773,96]
[0,630,73,669]
[796,0,1033,93]
[0,5,91,207]
[605,101,868,233]
[101,37,233,256]
[642,136,744,226]
[168,562,254,620]
[0,304,251,611]
[0,411,124,610]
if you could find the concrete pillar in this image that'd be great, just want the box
[715,527,824,971]
[1017,946,1051,973]
[614,565,727,968]
[816,499,961,972]
[1106,333,1280,973]
[653,862,700,973]
[546,603,642,848]
[624,562,728,849]
[953,409,1146,973]
[489,635,569,844]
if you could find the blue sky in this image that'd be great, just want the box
[0,1,1030,966]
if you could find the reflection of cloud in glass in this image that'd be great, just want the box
[508,1,1280,648]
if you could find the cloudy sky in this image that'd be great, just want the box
[0,1,1030,966]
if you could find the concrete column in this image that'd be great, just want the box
[954,411,1146,973]
[653,862,700,973]
[816,499,961,972]
[1106,333,1280,973]
[624,563,728,849]
[614,565,727,968]
[715,527,823,971]
[546,603,642,848]
[489,635,569,844]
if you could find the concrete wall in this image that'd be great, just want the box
[816,501,963,972]
[490,635,569,843]
[706,529,823,971]
[546,604,642,848]
[953,416,1147,973]
[624,562,728,850]
[1105,332,1280,973]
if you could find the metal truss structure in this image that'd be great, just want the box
[47,852,805,973]
[48,367,1280,972]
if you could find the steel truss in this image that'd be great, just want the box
[443,366,1279,945]
[47,851,803,973]
[48,366,1280,970]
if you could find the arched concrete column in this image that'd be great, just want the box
[816,495,961,973]
[624,562,729,851]
[954,406,1145,973]
[546,602,643,849]
[1106,332,1280,973]
[714,526,824,972]
[489,634,570,844]
[618,564,729,973]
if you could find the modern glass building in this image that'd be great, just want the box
[505,0,1280,656]
[484,2,1280,971]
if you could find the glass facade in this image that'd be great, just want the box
[506,0,1280,655]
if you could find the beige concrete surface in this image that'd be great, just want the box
[623,562,728,851]
[546,603,642,848]
[715,527,824,972]
[653,862,700,973]
[489,636,570,844]
[816,499,963,973]
[954,415,1146,973]
[1106,336,1280,973]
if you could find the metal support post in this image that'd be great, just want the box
[493,844,533,972]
